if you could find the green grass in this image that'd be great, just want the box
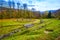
[0,19,35,35]
[0,19,60,40]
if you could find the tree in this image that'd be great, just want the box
[54,9,60,19]
[8,0,12,18]
[48,11,52,18]
[8,0,11,9]
[0,0,4,7]
[40,13,43,23]
[0,0,4,19]
[17,2,20,21]
[23,3,27,9]
[12,0,15,9]
[42,11,49,18]
[12,0,15,18]
[32,8,36,11]
[23,3,27,18]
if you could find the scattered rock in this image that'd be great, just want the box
[55,36,60,40]
[0,34,10,40]
[44,29,53,34]
[0,35,4,39]
[0,28,21,39]
[24,24,34,28]
[3,34,10,37]
[39,26,44,29]
[44,31,49,34]
[9,32,14,36]
[45,29,53,32]
[14,29,20,33]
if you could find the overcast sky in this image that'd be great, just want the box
[5,0,60,11]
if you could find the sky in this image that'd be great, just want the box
[5,0,60,11]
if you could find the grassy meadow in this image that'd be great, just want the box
[0,19,60,40]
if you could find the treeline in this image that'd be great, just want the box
[54,9,60,19]
[0,0,60,19]
[0,0,40,19]
[0,7,41,19]
[40,9,60,19]
[0,7,60,19]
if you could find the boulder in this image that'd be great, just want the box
[0,35,4,39]
[44,29,53,34]
[24,24,34,28]
[14,29,19,33]
[45,29,53,32]
[9,32,14,36]
[55,36,60,40]
[3,34,10,37]
[39,26,44,29]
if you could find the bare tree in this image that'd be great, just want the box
[23,3,27,9]
[8,0,12,18]
[12,0,15,10]
[0,0,4,19]
[0,0,4,27]
[17,2,20,21]
[40,13,43,24]
[12,0,15,18]
[23,3,27,18]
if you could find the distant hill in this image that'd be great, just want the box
[50,9,60,14]
[49,10,57,13]
[42,9,60,14]
[55,9,60,14]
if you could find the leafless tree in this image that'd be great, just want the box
[23,3,27,19]
[0,0,4,19]
[17,2,20,21]
[8,0,12,18]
